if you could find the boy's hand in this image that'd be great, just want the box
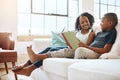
[79,41,88,48]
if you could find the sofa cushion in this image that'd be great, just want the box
[68,59,120,80]
[100,22,120,59]
[43,58,81,77]
[30,67,49,80]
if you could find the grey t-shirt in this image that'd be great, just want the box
[90,28,117,48]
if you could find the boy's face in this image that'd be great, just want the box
[79,16,90,30]
[100,16,113,31]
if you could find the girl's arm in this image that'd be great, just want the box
[86,31,95,45]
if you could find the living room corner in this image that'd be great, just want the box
[0,0,120,80]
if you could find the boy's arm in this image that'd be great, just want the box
[79,42,113,54]
[88,44,112,54]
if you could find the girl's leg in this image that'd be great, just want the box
[13,64,36,76]
[39,46,68,54]
[12,60,32,71]
[33,60,43,68]
[38,47,52,54]
[49,46,68,51]
[13,60,43,76]
[12,46,44,71]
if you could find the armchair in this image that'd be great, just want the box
[0,32,17,80]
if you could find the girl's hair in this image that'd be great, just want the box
[75,12,94,31]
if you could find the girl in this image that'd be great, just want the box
[12,12,95,76]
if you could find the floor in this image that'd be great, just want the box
[0,68,31,80]
[0,54,33,80]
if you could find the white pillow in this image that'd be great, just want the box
[92,26,101,35]
[100,22,120,59]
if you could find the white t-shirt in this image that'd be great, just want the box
[76,29,92,43]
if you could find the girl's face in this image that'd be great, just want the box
[79,16,90,30]
[100,17,113,31]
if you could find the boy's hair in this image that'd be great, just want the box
[75,12,94,31]
[104,13,118,27]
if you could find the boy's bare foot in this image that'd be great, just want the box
[27,45,48,63]
[14,64,36,76]
[27,45,39,63]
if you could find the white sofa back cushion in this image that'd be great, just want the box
[100,22,120,59]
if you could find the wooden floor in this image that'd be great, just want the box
[0,68,31,80]
[0,68,14,80]
[0,54,32,80]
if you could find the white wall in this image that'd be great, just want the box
[0,0,17,41]
[82,0,94,15]
[0,0,17,50]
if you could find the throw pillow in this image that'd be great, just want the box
[51,31,67,47]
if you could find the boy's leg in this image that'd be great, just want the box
[31,47,67,68]
[28,46,75,63]
[27,46,48,63]
[27,46,68,68]
[49,48,75,58]
[74,47,101,59]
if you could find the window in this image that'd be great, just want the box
[18,0,82,36]
[32,0,68,16]
[94,0,120,19]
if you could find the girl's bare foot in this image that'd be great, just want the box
[14,64,36,76]
[12,61,30,71]
[12,65,23,71]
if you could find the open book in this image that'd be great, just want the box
[61,31,79,49]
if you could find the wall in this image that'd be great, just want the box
[82,0,94,15]
[0,0,17,49]
[0,0,17,42]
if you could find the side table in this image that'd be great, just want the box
[0,50,18,80]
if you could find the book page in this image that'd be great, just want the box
[62,31,79,49]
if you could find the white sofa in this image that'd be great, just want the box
[30,23,120,80]
[30,58,120,80]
